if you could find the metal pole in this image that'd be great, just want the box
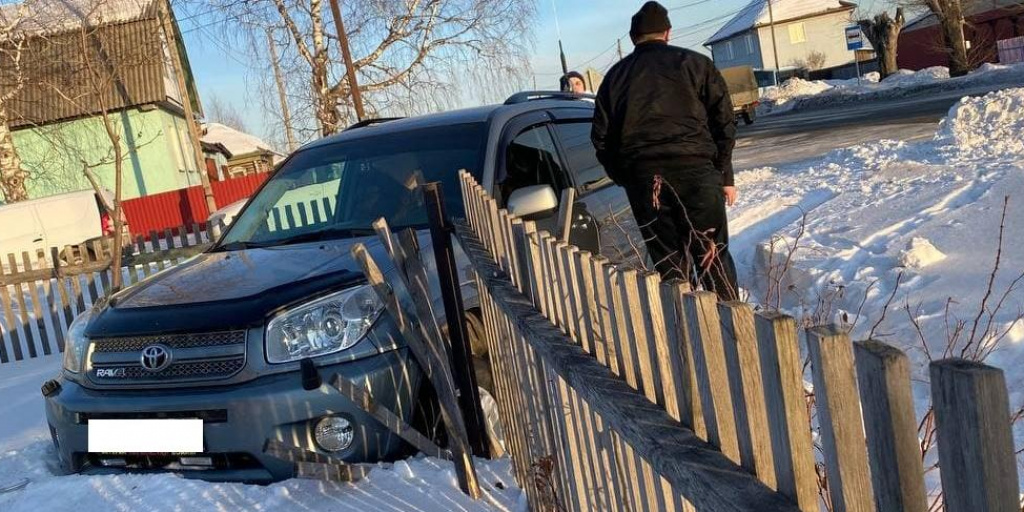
[328,0,365,122]
[767,0,781,85]
[422,182,490,458]
[855,52,862,87]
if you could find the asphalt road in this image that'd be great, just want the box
[733,84,1016,170]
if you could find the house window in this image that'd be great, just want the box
[746,33,756,54]
[721,40,734,60]
[788,23,806,44]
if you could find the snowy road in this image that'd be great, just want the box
[734,86,1001,169]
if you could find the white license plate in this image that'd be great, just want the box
[88,419,204,453]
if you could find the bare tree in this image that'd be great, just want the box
[902,0,970,76]
[205,92,249,132]
[805,51,827,71]
[0,3,32,203]
[861,7,906,79]
[209,0,534,136]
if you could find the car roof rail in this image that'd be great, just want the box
[503,91,596,105]
[343,117,404,131]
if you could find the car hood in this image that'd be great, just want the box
[86,235,411,337]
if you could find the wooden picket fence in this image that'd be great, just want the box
[0,222,220,365]
[457,171,1021,512]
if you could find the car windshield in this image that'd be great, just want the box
[218,122,487,249]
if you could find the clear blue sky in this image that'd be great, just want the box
[176,0,885,143]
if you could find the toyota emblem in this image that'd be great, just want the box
[140,344,172,372]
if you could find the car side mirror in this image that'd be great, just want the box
[507,185,559,218]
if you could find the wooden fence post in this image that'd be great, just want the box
[930,359,1020,512]
[853,340,927,512]
[684,291,740,464]
[805,326,875,512]
[755,311,818,512]
[662,280,704,438]
[719,301,776,490]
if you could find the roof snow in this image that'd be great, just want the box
[0,0,158,37]
[201,123,282,159]
[705,0,855,45]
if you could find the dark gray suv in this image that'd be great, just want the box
[44,93,641,482]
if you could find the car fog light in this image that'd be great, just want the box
[98,457,127,467]
[314,416,354,452]
[180,456,214,467]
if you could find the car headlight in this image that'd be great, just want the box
[266,286,383,364]
[63,308,94,374]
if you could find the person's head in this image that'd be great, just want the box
[561,71,587,93]
[630,1,671,46]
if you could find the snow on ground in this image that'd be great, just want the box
[732,88,1024,420]
[0,355,526,512]
[759,63,1024,115]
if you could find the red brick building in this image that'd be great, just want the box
[897,1,1024,70]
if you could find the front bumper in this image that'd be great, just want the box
[44,348,423,483]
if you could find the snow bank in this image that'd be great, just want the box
[935,88,1024,160]
[758,63,1024,116]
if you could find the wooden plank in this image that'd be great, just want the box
[661,280,705,438]
[78,244,99,309]
[754,311,818,512]
[619,268,654,400]
[8,253,36,359]
[683,291,739,464]
[63,246,85,313]
[930,359,1020,512]
[351,243,481,499]
[21,253,48,357]
[329,374,450,460]
[148,231,166,272]
[49,247,71,353]
[638,271,670,409]
[191,223,203,245]
[604,267,630,381]
[90,240,111,294]
[719,301,776,489]
[573,250,595,354]
[556,243,581,343]
[555,187,576,243]
[853,340,927,512]
[457,223,801,512]
[806,326,876,512]
[35,248,64,356]
[0,266,21,361]
[543,236,568,332]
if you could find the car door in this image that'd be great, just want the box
[495,114,600,250]
[548,109,648,268]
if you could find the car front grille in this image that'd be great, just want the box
[89,331,247,386]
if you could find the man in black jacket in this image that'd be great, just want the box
[592,1,739,300]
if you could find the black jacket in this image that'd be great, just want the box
[592,41,737,186]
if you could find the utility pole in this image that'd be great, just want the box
[328,0,365,122]
[159,0,216,214]
[266,28,297,153]
[767,0,781,86]
[617,38,623,59]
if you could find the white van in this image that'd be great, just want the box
[0,189,127,263]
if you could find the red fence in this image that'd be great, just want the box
[122,172,270,235]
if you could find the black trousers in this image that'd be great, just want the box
[623,166,739,301]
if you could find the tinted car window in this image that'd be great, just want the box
[498,124,568,206]
[221,123,486,247]
[551,122,608,191]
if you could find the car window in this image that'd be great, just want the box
[220,122,487,247]
[551,121,609,192]
[497,124,569,207]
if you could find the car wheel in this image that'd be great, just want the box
[465,310,494,395]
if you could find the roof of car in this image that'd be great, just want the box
[300,98,594,151]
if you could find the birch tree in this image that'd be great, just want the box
[211,0,534,137]
[0,3,31,203]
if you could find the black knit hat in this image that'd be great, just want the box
[630,1,671,38]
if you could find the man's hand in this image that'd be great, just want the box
[723,186,738,207]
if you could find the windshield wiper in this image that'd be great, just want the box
[214,227,378,252]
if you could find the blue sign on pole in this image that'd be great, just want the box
[846,25,864,51]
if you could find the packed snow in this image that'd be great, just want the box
[0,354,525,511]
[733,88,1024,440]
[759,63,1024,115]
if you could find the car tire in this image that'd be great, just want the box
[465,310,494,395]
